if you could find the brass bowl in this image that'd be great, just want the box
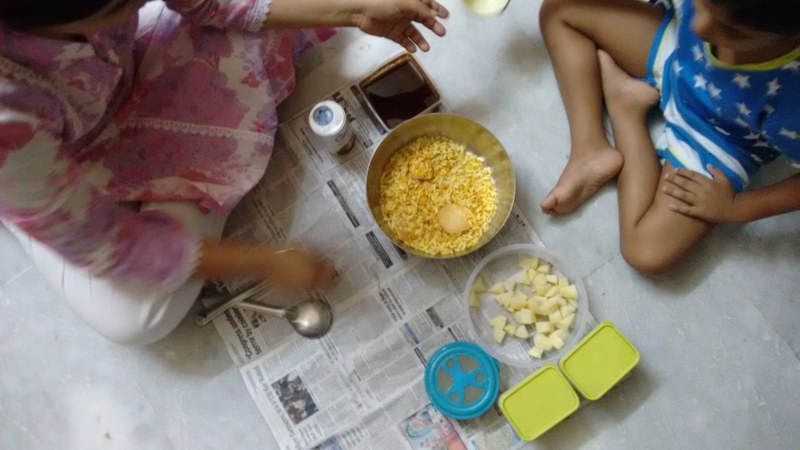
[366,113,516,258]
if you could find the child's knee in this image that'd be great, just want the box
[620,239,676,275]
[539,0,568,26]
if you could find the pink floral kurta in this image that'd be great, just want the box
[0,0,334,292]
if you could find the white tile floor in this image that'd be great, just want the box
[2,1,800,448]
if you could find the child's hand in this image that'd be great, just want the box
[355,0,449,53]
[663,165,737,223]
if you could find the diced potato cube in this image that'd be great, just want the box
[551,295,566,308]
[560,303,576,317]
[535,321,554,333]
[519,257,540,269]
[469,292,481,308]
[557,276,570,287]
[510,292,528,309]
[472,276,487,293]
[528,346,544,358]
[514,326,530,339]
[493,327,506,343]
[539,298,558,315]
[496,292,514,307]
[549,310,564,323]
[489,315,507,329]
[503,278,516,292]
[545,274,558,284]
[557,313,575,330]
[534,334,554,351]
[535,285,551,296]
[518,270,532,286]
[551,335,565,349]
[513,309,535,325]
[488,282,505,295]
[528,268,539,282]
[532,274,549,287]
[560,284,579,300]
[504,324,518,335]
[550,329,568,341]
[536,264,551,274]
[544,286,559,298]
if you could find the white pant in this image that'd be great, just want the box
[5,201,228,346]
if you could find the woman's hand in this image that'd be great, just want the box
[663,165,738,223]
[269,248,339,290]
[355,0,449,52]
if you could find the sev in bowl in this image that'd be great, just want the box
[378,136,498,256]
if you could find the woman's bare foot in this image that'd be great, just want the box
[597,50,659,117]
[540,145,623,215]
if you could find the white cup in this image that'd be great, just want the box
[462,0,511,16]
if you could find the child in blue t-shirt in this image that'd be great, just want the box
[538,0,800,273]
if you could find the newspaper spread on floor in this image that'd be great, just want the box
[208,58,549,450]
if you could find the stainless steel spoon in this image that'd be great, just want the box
[237,297,333,338]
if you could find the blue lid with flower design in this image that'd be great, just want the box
[424,341,500,420]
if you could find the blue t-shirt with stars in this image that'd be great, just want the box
[647,0,800,191]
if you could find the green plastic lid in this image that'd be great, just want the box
[498,364,580,441]
[559,321,640,400]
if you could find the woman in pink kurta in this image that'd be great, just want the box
[0,0,449,343]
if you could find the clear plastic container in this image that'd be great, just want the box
[464,244,590,369]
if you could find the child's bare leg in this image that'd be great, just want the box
[538,0,663,215]
[597,51,713,273]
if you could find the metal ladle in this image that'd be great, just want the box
[237,297,333,338]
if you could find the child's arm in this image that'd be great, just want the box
[663,165,800,223]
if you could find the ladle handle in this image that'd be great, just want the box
[236,300,287,318]
[195,281,272,326]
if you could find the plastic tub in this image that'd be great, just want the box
[498,364,580,441]
[464,244,590,369]
[559,321,640,400]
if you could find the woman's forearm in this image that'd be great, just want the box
[731,174,800,222]
[263,0,362,28]
[193,239,338,290]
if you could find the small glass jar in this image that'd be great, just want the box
[308,100,356,155]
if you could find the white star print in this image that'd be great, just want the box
[735,117,750,128]
[744,131,762,140]
[708,83,722,100]
[779,128,799,139]
[673,61,683,74]
[763,104,776,116]
[754,139,770,147]
[766,78,781,96]
[732,74,750,89]
[736,102,751,117]
[750,153,764,163]
[694,74,708,89]
[782,60,800,72]
[714,126,731,136]
[692,45,704,62]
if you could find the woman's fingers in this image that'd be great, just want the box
[405,24,430,51]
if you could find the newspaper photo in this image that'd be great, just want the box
[206,53,549,450]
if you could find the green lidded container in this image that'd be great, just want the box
[498,364,580,441]
[559,320,640,400]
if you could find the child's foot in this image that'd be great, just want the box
[539,145,623,215]
[597,50,659,117]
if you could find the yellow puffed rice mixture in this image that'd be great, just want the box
[379,136,497,256]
